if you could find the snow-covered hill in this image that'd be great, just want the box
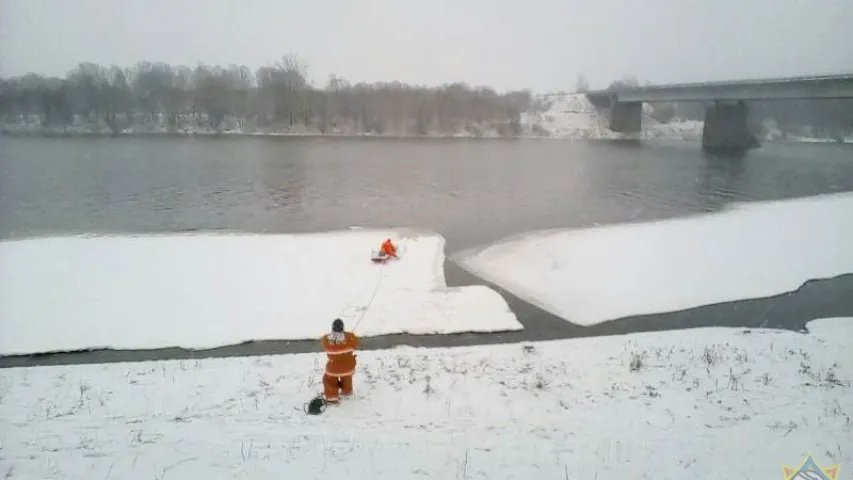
[523,93,704,142]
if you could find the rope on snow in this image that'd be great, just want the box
[352,240,406,332]
[306,239,409,413]
[352,257,385,332]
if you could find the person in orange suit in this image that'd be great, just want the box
[380,238,397,258]
[320,318,360,403]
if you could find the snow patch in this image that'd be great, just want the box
[455,193,853,326]
[523,93,705,141]
[0,231,521,355]
[804,317,853,340]
[1,320,850,479]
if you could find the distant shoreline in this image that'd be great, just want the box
[4,90,850,144]
[2,129,850,145]
[0,129,527,139]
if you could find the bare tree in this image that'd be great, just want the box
[193,64,230,130]
[103,66,131,132]
[228,64,254,129]
[66,63,106,122]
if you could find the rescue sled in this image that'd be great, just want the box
[370,249,395,264]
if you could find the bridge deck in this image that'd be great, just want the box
[588,73,853,102]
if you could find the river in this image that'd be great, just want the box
[2,136,852,366]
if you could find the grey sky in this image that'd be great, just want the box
[2,0,851,92]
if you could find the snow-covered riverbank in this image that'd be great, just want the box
[1,317,849,479]
[455,192,853,327]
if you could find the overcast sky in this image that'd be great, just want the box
[1,0,851,92]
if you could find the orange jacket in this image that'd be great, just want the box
[321,332,360,376]
[381,239,397,257]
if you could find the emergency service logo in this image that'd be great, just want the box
[782,453,840,480]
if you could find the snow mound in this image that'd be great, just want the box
[522,94,622,140]
[523,93,704,141]
[455,193,853,326]
[804,317,853,339]
[1,320,850,479]
[0,231,521,355]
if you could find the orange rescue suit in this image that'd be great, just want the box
[321,332,360,402]
[381,239,397,258]
[321,332,360,376]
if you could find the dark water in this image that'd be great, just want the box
[2,136,853,367]
[4,136,853,247]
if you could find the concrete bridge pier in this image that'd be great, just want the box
[608,101,642,132]
[702,100,759,151]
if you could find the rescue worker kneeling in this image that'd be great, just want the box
[321,318,360,403]
[380,238,397,258]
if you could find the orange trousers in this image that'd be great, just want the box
[323,373,353,402]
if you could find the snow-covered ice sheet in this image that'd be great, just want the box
[455,192,853,326]
[0,230,521,355]
[1,318,850,480]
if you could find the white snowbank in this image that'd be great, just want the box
[645,117,705,141]
[523,93,705,141]
[0,231,521,355]
[456,193,853,326]
[522,93,628,140]
[1,318,850,479]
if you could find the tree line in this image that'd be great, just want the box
[0,56,539,136]
[2,58,849,140]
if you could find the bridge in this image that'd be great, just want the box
[585,73,853,150]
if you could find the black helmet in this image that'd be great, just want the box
[332,318,344,332]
